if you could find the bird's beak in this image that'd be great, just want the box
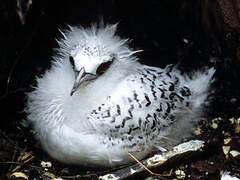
[70,67,97,96]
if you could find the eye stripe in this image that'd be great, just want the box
[96,61,113,75]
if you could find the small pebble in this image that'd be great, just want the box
[230,98,237,103]
[175,169,186,179]
[211,122,218,129]
[41,161,52,168]
[194,127,202,135]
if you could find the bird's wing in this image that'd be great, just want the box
[86,65,192,149]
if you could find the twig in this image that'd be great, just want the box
[61,174,97,179]
[11,155,35,173]
[9,149,17,171]
[16,0,33,25]
[126,151,172,176]
[99,140,207,180]
[0,162,21,165]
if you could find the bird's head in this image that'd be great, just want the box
[57,23,141,96]
[68,52,116,96]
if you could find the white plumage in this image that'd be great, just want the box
[25,23,215,167]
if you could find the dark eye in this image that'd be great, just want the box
[69,56,75,69]
[96,61,113,75]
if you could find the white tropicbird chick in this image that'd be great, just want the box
[25,23,215,167]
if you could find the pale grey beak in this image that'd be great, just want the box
[70,67,97,96]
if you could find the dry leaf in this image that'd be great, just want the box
[194,127,202,135]
[235,124,240,134]
[17,152,32,162]
[224,138,231,145]
[222,146,231,155]
[10,172,28,179]
[229,117,235,124]
[229,150,240,157]
[44,172,55,179]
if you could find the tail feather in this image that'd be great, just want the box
[185,67,215,109]
[156,67,215,150]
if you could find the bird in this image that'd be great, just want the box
[25,23,215,167]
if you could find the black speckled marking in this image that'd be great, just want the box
[144,68,156,76]
[103,109,111,118]
[133,91,142,108]
[156,108,161,112]
[133,126,140,131]
[150,85,157,100]
[146,114,152,122]
[158,88,165,99]
[115,125,120,129]
[159,103,163,111]
[147,68,157,72]
[169,92,184,102]
[128,104,134,118]
[181,86,191,96]
[162,81,167,85]
[127,128,133,135]
[128,97,132,103]
[128,143,137,148]
[166,102,171,114]
[110,117,116,123]
[153,113,157,120]
[166,64,174,73]
[151,119,156,129]
[128,136,134,141]
[152,74,157,80]
[169,82,174,91]
[144,69,150,73]
[91,110,97,114]
[116,105,121,115]
[128,110,133,118]
[144,93,151,107]
[138,118,142,127]
[151,80,156,86]
[146,77,153,82]
[145,69,157,80]
[121,117,132,128]
[166,71,172,78]
[142,73,147,78]
[174,77,179,84]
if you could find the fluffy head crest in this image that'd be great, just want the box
[56,23,141,62]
